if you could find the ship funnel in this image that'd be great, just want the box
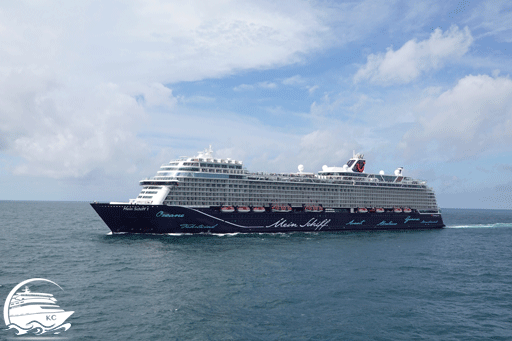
[346,152,366,173]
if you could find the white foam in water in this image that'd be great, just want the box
[446,223,512,228]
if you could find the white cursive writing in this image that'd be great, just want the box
[300,218,331,229]
[266,218,298,228]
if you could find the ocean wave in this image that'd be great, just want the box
[5,322,71,335]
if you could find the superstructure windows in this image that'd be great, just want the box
[143,152,437,210]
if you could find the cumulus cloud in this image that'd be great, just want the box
[0,0,334,180]
[0,65,182,178]
[0,74,153,178]
[354,26,473,85]
[399,74,512,161]
[126,82,178,109]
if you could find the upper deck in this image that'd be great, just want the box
[140,147,429,191]
[131,146,438,210]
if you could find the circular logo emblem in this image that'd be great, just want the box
[3,278,74,336]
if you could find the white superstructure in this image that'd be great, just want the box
[131,146,439,212]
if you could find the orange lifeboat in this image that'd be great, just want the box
[358,207,368,213]
[376,207,385,213]
[252,207,266,213]
[305,205,323,212]
[237,206,250,213]
[220,206,235,213]
[272,204,292,212]
[393,207,403,213]
[403,207,412,213]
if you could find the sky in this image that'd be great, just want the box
[0,0,511,208]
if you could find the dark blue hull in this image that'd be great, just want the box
[91,203,444,234]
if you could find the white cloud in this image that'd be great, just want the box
[399,74,512,161]
[0,69,154,178]
[257,81,277,89]
[281,75,319,95]
[297,130,356,169]
[233,84,255,91]
[354,26,473,85]
[0,1,445,180]
[1,0,333,179]
[233,81,277,91]
[241,128,363,174]
[177,95,216,104]
[307,85,319,94]
[282,75,306,86]
[125,82,177,109]
[468,0,512,42]
[17,0,330,84]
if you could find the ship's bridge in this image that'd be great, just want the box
[132,146,247,204]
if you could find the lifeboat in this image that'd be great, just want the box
[237,206,250,213]
[393,207,403,213]
[252,206,266,213]
[358,207,368,213]
[304,205,323,212]
[403,207,412,213]
[272,204,292,212]
[376,207,385,213]
[220,206,235,213]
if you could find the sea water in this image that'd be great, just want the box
[1,202,511,340]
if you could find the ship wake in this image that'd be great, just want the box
[446,223,512,229]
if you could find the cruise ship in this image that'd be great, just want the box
[91,146,444,233]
